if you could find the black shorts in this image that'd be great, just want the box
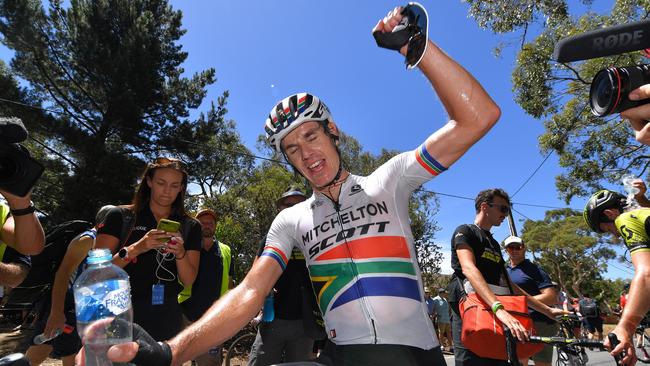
[317,340,445,366]
[31,292,81,357]
[583,317,603,333]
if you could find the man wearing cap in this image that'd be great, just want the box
[178,208,234,366]
[248,187,325,366]
[432,288,452,354]
[504,235,558,366]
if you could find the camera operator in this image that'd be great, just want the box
[0,117,45,256]
[0,188,45,256]
[621,84,650,145]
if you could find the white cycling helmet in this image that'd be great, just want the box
[264,92,332,153]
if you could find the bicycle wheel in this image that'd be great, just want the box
[635,332,650,364]
[225,332,256,366]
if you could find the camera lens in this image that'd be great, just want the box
[590,68,620,116]
[590,64,650,117]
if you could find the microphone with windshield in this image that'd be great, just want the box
[553,18,650,63]
[553,19,650,117]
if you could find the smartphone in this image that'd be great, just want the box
[157,219,180,232]
[157,219,180,243]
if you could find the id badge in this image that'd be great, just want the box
[152,284,164,305]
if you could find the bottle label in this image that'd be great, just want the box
[75,279,131,322]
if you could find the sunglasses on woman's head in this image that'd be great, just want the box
[151,157,184,169]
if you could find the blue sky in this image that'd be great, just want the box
[0,1,635,280]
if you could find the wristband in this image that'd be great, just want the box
[491,301,504,314]
[10,202,35,216]
[175,251,186,260]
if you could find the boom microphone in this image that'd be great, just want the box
[553,18,650,62]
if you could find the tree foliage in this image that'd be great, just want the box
[520,208,617,296]
[0,0,216,222]
[465,0,650,201]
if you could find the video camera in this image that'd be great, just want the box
[553,19,650,117]
[0,117,44,197]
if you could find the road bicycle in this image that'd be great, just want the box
[555,313,589,366]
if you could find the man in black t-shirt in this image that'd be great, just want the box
[448,188,563,366]
[248,187,324,366]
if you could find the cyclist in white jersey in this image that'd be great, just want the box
[76,5,502,366]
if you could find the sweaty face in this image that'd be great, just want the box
[146,168,185,208]
[281,121,340,189]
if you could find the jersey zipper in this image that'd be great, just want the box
[326,194,378,344]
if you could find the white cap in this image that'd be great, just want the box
[503,235,523,247]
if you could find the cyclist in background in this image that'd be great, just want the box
[578,293,603,342]
[584,189,650,364]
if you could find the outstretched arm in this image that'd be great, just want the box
[373,7,501,169]
[607,250,650,364]
[94,256,283,366]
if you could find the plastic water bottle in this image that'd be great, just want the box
[622,174,641,208]
[73,249,133,366]
[262,293,275,323]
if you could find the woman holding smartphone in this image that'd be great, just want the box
[94,157,201,341]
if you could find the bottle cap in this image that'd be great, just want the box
[86,248,112,264]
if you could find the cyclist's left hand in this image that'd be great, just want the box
[605,325,637,366]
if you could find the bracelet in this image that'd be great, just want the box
[10,202,36,216]
[175,251,186,260]
[491,301,504,314]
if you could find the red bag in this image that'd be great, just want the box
[459,293,543,360]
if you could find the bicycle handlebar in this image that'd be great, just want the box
[528,336,604,349]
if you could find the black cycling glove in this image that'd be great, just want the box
[130,323,173,366]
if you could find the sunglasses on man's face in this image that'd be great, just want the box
[506,244,524,251]
[487,202,510,214]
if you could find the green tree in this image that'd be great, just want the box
[0,0,215,221]
[521,208,617,296]
[464,0,650,201]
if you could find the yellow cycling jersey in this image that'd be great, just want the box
[614,208,650,254]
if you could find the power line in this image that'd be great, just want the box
[0,96,61,115]
[510,102,590,198]
[0,97,577,211]
[425,189,578,211]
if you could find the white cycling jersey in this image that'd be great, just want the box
[262,145,446,349]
